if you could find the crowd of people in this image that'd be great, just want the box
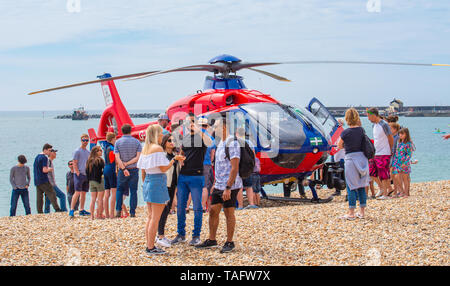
[337,108,417,220]
[8,113,264,255]
[8,107,445,252]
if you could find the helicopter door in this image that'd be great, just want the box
[307,98,342,154]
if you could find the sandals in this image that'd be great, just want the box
[355,213,365,219]
[339,214,356,220]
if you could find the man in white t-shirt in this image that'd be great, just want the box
[195,117,241,254]
[367,108,393,200]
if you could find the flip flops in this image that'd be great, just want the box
[339,214,356,220]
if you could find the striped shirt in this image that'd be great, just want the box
[114,135,142,169]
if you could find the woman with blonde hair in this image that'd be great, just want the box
[86,146,105,219]
[338,108,370,220]
[137,124,185,255]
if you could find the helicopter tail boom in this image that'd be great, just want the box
[96,73,134,139]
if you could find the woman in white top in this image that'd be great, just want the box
[137,124,184,255]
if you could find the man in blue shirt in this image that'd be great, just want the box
[114,124,142,218]
[196,117,241,253]
[34,143,61,214]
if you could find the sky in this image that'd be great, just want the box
[1,0,449,111]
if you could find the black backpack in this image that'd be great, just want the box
[361,129,375,159]
[225,137,255,179]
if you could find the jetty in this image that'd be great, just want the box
[55,112,161,120]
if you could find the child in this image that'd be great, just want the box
[86,146,105,219]
[389,122,401,196]
[66,160,79,211]
[9,155,31,216]
[391,128,415,198]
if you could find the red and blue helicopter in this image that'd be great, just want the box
[29,54,449,202]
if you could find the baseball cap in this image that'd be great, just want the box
[197,117,209,126]
[158,113,170,121]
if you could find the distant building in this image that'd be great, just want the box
[390,98,404,112]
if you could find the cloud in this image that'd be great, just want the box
[1,0,450,110]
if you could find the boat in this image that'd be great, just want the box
[72,106,89,120]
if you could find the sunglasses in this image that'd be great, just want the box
[167,139,173,143]
[82,139,89,142]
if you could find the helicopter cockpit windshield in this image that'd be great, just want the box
[240,103,307,150]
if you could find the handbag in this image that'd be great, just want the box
[361,129,375,159]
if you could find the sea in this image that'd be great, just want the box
[0,110,449,217]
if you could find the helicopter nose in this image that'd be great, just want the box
[266,124,329,169]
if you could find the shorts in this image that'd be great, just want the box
[104,169,117,189]
[242,176,253,188]
[210,188,240,209]
[74,174,89,192]
[370,155,391,180]
[251,173,261,194]
[203,165,214,191]
[90,179,105,192]
[143,173,169,204]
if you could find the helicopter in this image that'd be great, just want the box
[29,54,449,203]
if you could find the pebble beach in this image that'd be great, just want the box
[0,180,448,266]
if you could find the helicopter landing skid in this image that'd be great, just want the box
[263,195,333,204]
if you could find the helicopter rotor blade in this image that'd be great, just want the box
[28,70,160,95]
[281,60,450,67]
[247,67,291,82]
[124,64,227,81]
[232,60,450,72]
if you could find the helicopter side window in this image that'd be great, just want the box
[292,106,328,140]
[214,80,227,90]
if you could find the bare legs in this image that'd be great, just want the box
[400,173,410,197]
[208,204,221,240]
[103,189,110,218]
[223,207,236,242]
[380,179,391,196]
[121,195,129,217]
[202,188,208,211]
[208,204,236,243]
[90,192,97,219]
[146,202,165,249]
[394,174,403,196]
[237,189,244,209]
[71,191,86,211]
[89,191,104,219]
[109,188,117,218]
[246,187,255,206]
[96,191,104,219]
